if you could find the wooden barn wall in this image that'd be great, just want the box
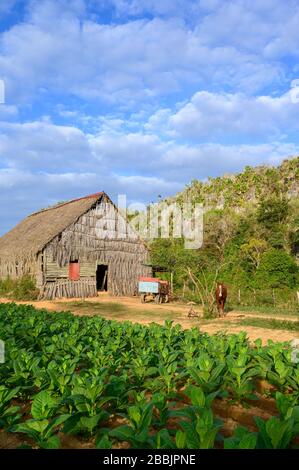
[45,258,95,280]
[43,199,151,296]
[0,258,37,281]
[40,278,97,300]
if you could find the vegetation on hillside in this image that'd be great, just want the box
[173,157,299,210]
[150,157,299,311]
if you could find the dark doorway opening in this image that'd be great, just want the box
[96,264,108,291]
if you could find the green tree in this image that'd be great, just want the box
[255,249,299,288]
[240,238,268,269]
[289,214,299,257]
[257,198,289,230]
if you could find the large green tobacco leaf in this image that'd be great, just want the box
[185,385,218,408]
[31,391,58,420]
[128,403,153,431]
[41,435,60,449]
[179,421,199,448]
[11,414,69,449]
[7,350,41,388]
[96,434,112,449]
[224,426,257,449]
[151,392,176,428]
[153,429,176,449]
[0,386,21,427]
[0,386,20,408]
[79,413,107,434]
[188,354,225,393]
[110,425,134,441]
[275,392,298,419]
[109,424,152,449]
[266,417,293,449]
[225,353,260,400]
[174,386,222,449]
[11,420,49,441]
[109,403,154,448]
[177,411,222,449]
[269,359,292,383]
[195,409,222,448]
[47,358,78,395]
[255,416,294,449]
[287,367,299,392]
[176,430,187,449]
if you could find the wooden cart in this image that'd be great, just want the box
[138,277,170,303]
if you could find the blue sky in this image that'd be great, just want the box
[0,0,299,235]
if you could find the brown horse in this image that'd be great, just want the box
[215,282,227,317]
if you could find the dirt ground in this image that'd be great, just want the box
[1,293,298,344]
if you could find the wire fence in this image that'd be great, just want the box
[227,288,299,310]
[178,286,299,311]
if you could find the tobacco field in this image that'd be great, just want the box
[0,303,299,449]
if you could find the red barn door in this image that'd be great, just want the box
[69,261,80,281]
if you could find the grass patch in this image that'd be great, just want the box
[0,276,39,301]
[56,301,128,316]
[139,309,182,321]
[230,304,299,317]
[55,300,182,322]
[239,317,299,332]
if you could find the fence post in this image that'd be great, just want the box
[238,289,241,304]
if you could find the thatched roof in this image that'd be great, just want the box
[0,192,105,260]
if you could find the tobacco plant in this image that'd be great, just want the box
[0,386,21,428]
[10,391,68,449]
[109,402,154,448]
[174,386,222,449]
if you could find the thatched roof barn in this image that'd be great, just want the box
[0,192,151,299]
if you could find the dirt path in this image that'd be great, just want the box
[226,310,298,322]
[1,294,298,344]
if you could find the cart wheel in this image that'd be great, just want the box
[140,294,146,303]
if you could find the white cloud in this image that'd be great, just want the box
[0,164,179,234]
[101,0,202,19]
[145,90,299,141]
[0,0,291,106]
[89,131,167,171]
[162,142,299,178]
[0,104,18,119]
[0,121,92,171]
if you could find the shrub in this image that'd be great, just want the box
[0,276,39,301]
[0,277,15,297]
[254,249,299,289]
[257,198,289,229]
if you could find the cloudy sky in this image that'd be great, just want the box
[0,0,299,234]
